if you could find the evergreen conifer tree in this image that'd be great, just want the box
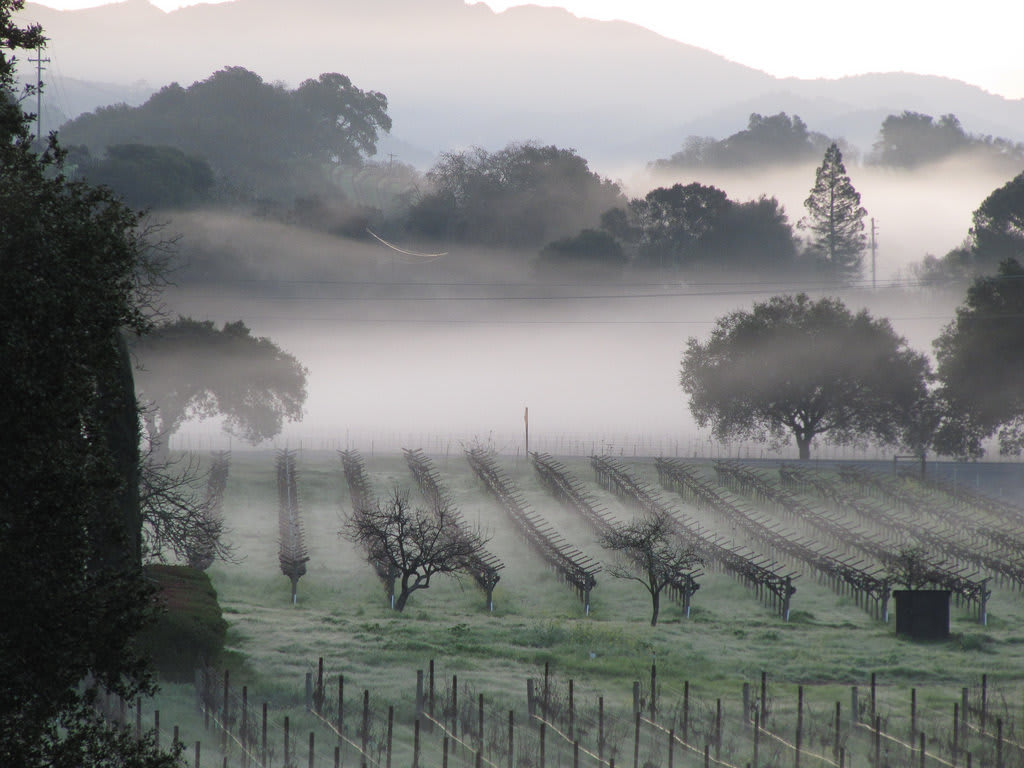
[800,143,867,279]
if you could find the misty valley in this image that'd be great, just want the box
[7,1,1024,767]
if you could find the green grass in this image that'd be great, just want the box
[147,449,1024,766]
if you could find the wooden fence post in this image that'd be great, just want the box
[416,670,424,722]
[241,687,248,767]
[668,728,674,768]
[194,740,200,768]
[261,702,267,767]
[478,694,484,750]
[599,696,605,760]
[760,671,767,726]
[633,712,640,768]
[650,663,657,720]
[833,701,841,762]
[362,690,370,763]
[508,710,514,768]
[982,674,988,734]
[715,699,722,761]
[568,680,574,740]
[870,672,876,725]
[795,686,803,768]
[316,657,324,717]
[911,687,917,746]
[742,683,750,731]
[309,731,316,768]
[953,703,959,766]
[753,711,760,768]
[284,715,290,767]
[683,682,690,743]
[540,721,546,768]
[387,706,394,768]
[414,718,421,768]
[306,673,313,712]
[339,675,344,744]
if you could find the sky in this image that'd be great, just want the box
[35,0,1024,100]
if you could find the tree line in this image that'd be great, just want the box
[53,67,1024,285]
[680,260,1024,462]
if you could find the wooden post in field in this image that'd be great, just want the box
[573,740,579,768]
[335,746,340,768]
[452,675,458,737]
[715,699,722,760]
[309,732,315,768]
[760,671,767,726]
[416,670,424,722]
[339,675,345,744]
[920,731,926,768]
[668,728,674,768]
[633,712,640,768]
[527,680,535,719]
[316,657,325,716]
[683,682,690,743]
[413,718,421,768]
[478,694,484,749]
[632,682,640,717]
[173,725,179,750]
[753,711,759,768]
[703,744,709,768]
[982,674,988,734]
[833,701,841,761]
[241,687,248,767]
[540,721,546,768]
[851,686,858,727]
[870,673,876,724]
[568,681,574,740]
[598,697,605,760]
[195,740,200,768]
[954,703,960,765]
[543,663,549,721]
[997,717,1003,768]
[795,686,803,768]
[362,690,370,763]
[429,660,436,726]
[508,710,514,768]
[284,715,290,767]
[443,736,449,768]
[387,706,394,768]
[911,687,917,747]
[262,703,267,767]
[306,673,313,712]
[650,663,657,720]
[874,715,882,767]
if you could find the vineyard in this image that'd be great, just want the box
[136,450,1024,768]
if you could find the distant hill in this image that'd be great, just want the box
[18,0,1024,168]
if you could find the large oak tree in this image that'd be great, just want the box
[681,294,930,460]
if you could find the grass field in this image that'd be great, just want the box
[149,449,1024,768]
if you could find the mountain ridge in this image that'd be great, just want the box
[19,0,1024,167]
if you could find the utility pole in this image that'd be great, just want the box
[870,217,877,290]
[28,49,50,140]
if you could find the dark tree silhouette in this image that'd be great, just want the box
[933,258,1024,457]
[343,487,490,611]
[133,317,308,458]
[599,512,702,626]
[0,3,180,764]
[800,143,867,280]
[681,294,930,460]
[970,172,1024,268]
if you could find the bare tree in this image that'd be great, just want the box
[139,450,234,567]
[599,512,703,626]
[343,487,491,611]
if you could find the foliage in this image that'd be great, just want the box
[0,3,178,764]
[342,487,491,612]
[599,511,702,626]
[869,111,1024,168]
[969,171,1024,269]
[137,565,227,682]
[799,143,867,280]
[651,112,837,169]
[680,294,931,459]
[68,143,216,210]
[534,228,626,277]
[606,183,798,272]
[933,258,1024,457]
[59,66,391,200]
[889,546,942,590]
[132,317,308,453]
[406,141,625,248]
